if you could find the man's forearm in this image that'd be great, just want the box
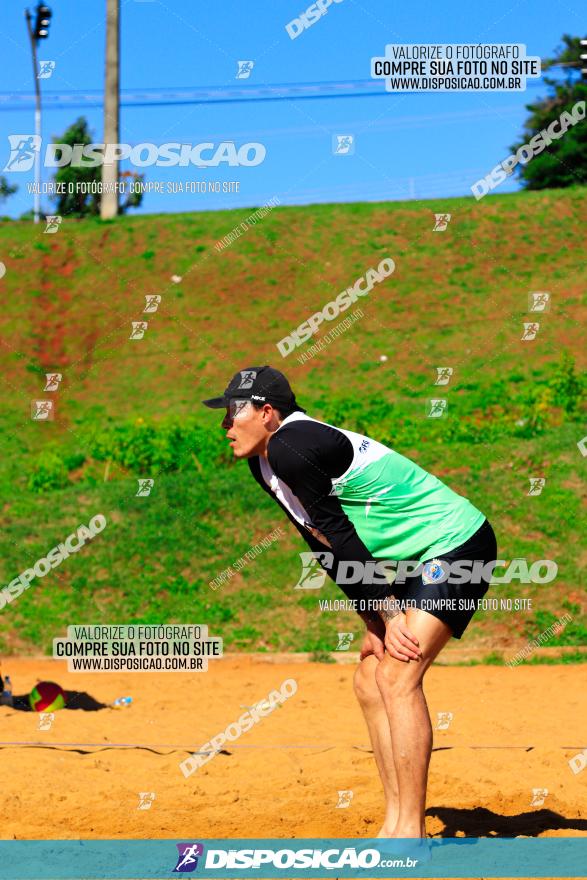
[358,595,402,626]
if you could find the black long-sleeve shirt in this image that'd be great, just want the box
[248,417,390,601]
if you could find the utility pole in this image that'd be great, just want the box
[101,0,120,219]
[580,38,587,78]
[25,3,52,224]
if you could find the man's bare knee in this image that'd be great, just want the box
[353,656,383,707]
[375,656,425,699]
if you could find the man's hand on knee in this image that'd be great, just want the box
[358,611,386,660]
[383,612,422,662]
[360,628,385,661]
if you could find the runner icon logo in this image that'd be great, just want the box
[294,551,333,589]
[336,632,354,651]
[236,60,254,79]
[173,843,204,873]
[44,372,62,391]
[530,788,548,807]
[38,712,55,731]
[433,213,452,231]
[137,792,156,810]
[436,711,454,730]
[336,790,354,808]
[237,370,257,389]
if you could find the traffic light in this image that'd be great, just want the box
[33,4,51,40]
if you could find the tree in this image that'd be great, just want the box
[51,116,143,217]
[52,116,101,216]
[510,35,587,190]
[0,175,18,204]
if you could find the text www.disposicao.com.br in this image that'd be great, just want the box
[71,657,202,671]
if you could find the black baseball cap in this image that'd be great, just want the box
[202,366,305,413]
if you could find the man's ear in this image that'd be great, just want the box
[264,405,281,428]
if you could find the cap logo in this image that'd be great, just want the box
[251,394,266,401]
[237,370,257,389]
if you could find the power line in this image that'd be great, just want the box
[0,80,393,110]
[0,74,566,112]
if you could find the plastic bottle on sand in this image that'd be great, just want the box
[1,675,14,707]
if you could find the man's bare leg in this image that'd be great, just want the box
[375,609,453,839]
[353,654,400,836]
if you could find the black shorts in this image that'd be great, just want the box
[391,519,498,639]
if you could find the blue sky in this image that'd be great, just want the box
[0,0,582,217]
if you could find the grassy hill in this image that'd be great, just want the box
[0,187,586,658]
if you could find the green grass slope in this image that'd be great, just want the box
[0,187,585,657]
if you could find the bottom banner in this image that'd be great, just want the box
[0,837,585,879]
